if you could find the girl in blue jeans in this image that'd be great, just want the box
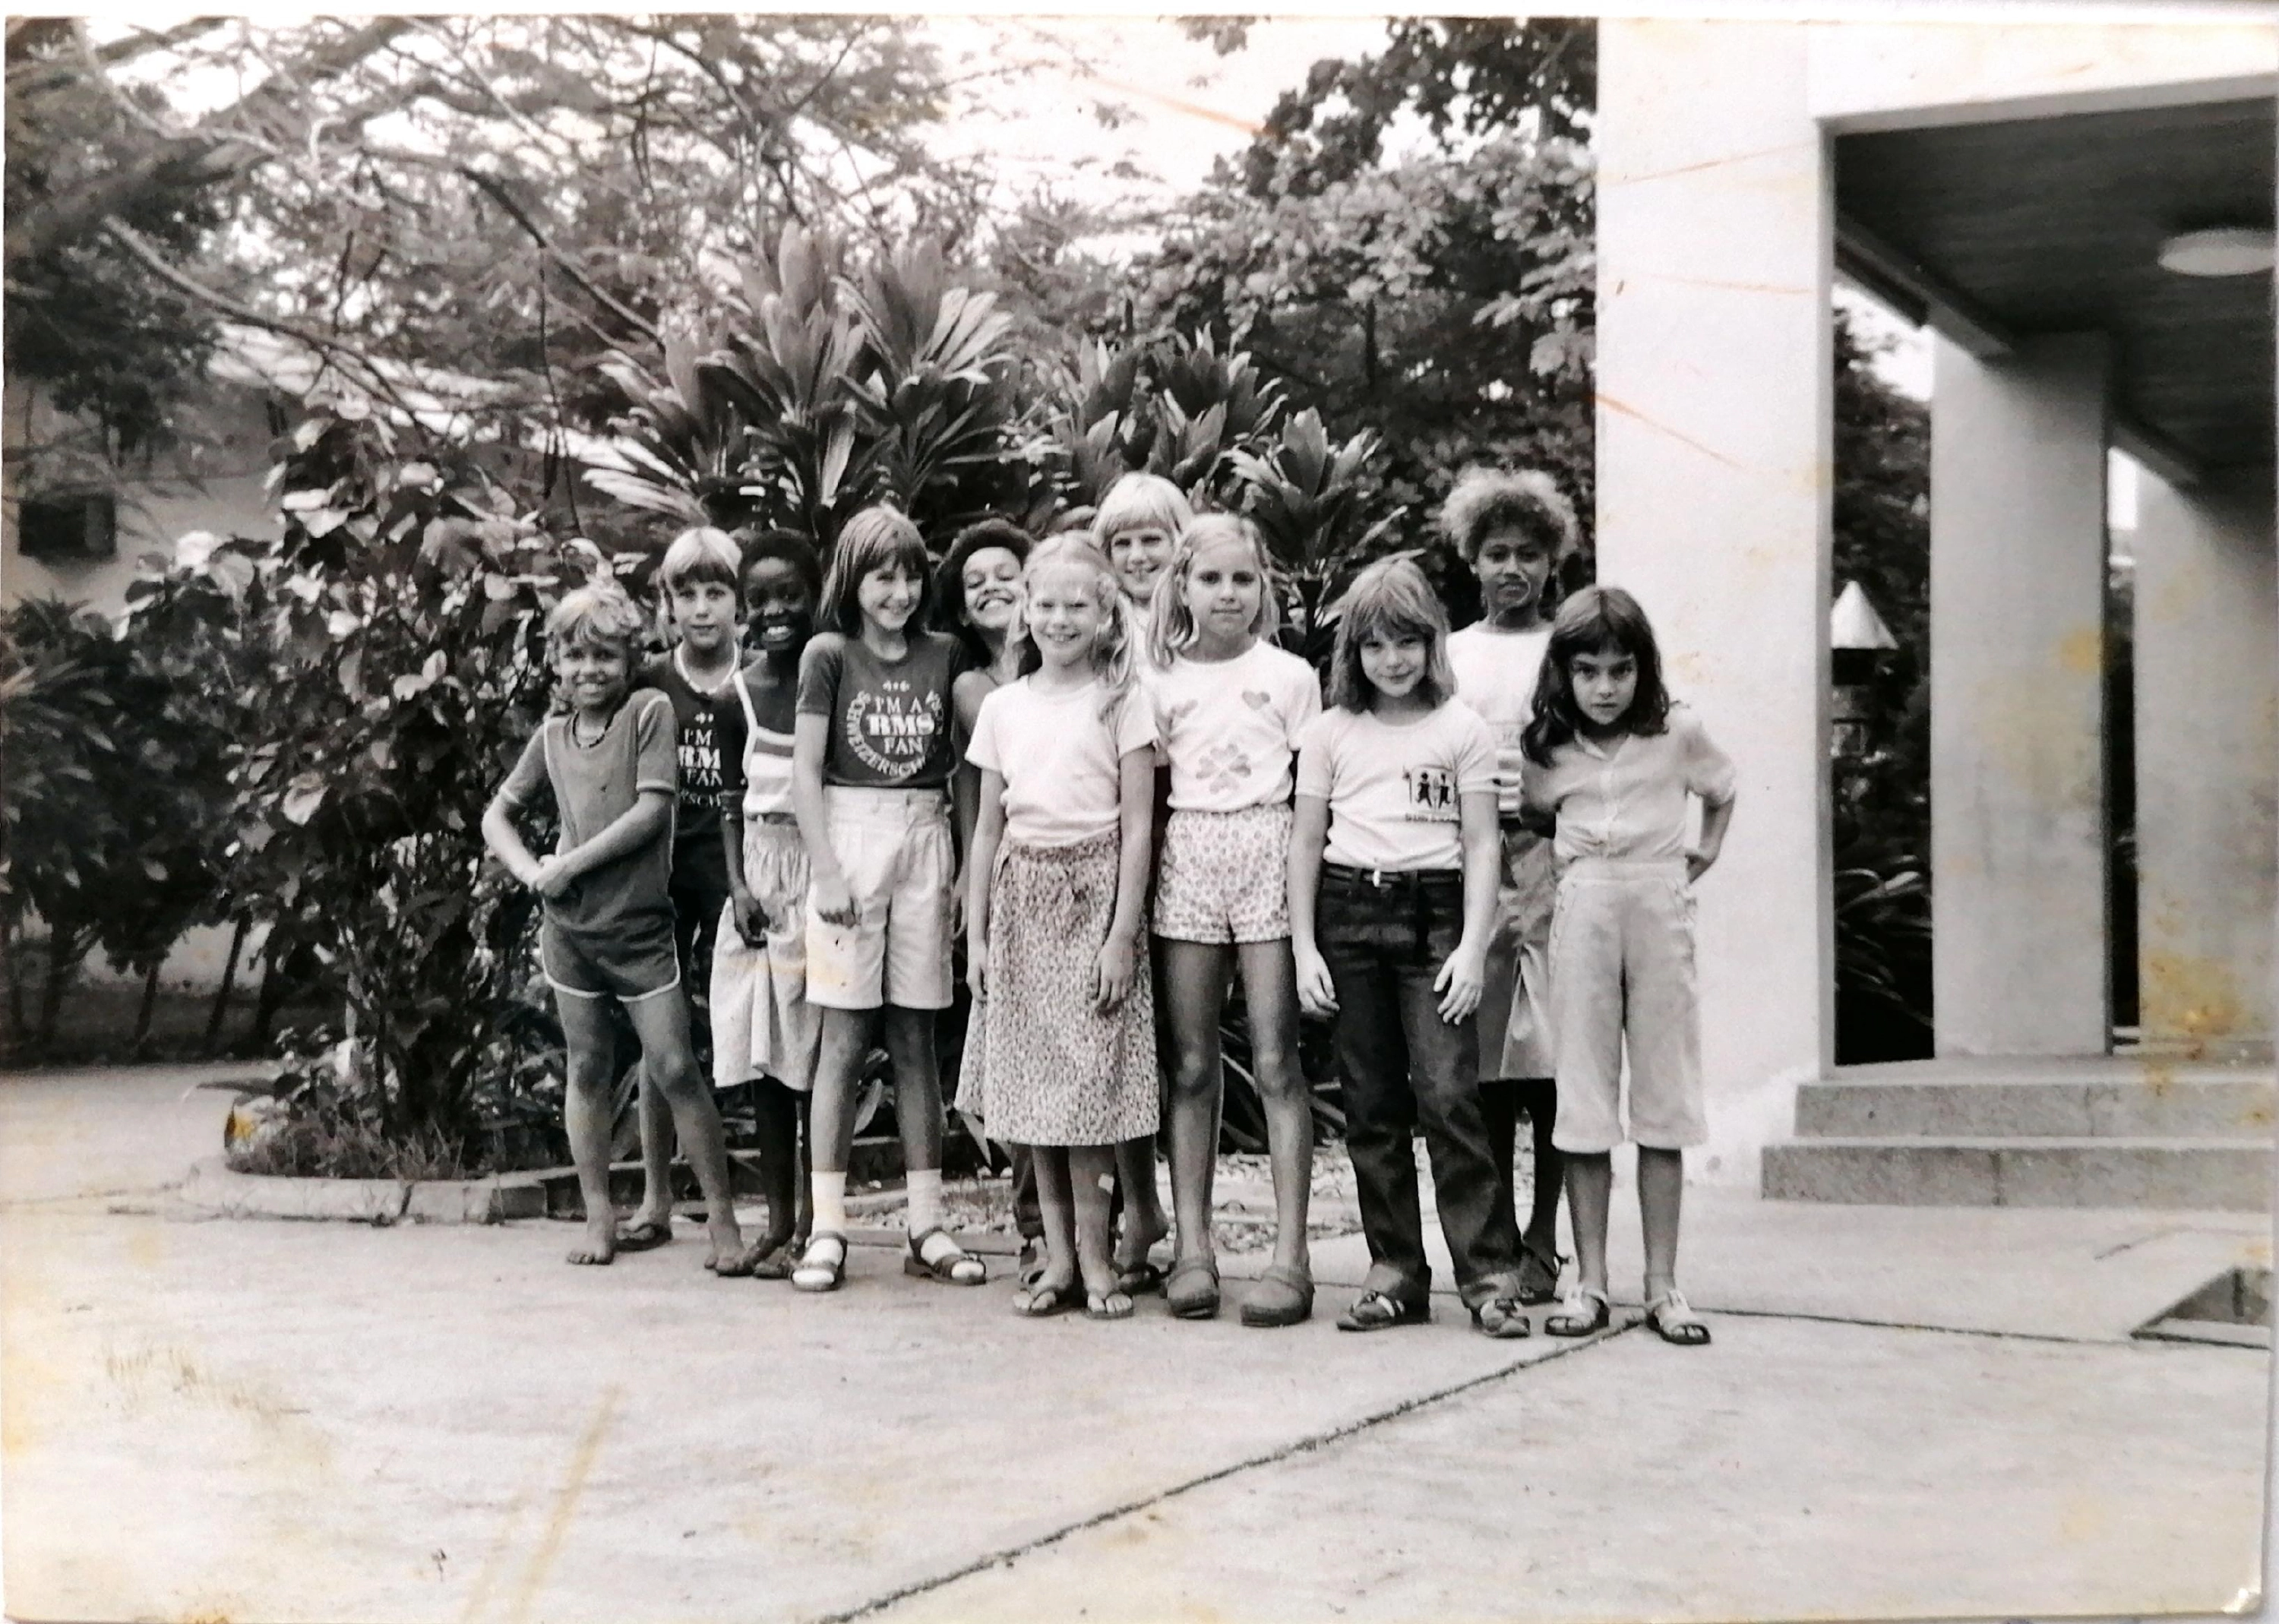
[1288,558,1531,1338]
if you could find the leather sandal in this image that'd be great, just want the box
[1013,1281,1078,1318]
[1544,1285,1610,1337]
[1471,1295,1534,1339]
[613,1218,673,1253]
[1644,1288,1712,1346]
[1240,1262,1314,1328]
[1114,1259,1167,1297]
[1165,1256,1221,1319]
[1335,1289,1430,1332]
[790,1231,848,1293]
[903,1226,987,1286]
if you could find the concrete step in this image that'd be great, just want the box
[1762,1136,2272,1212]
[1794,1076,2275,1140]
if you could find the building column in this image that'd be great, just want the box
[1597,21,1832,1187]
[2133,466,2277,1047]
[1930,333,2110,1056]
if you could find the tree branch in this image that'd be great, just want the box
[7,18,412,268]
[99,217,431,426]
[446,165,662,346]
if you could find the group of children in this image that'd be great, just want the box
[482,468,1737,1345]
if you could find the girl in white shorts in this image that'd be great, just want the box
[788,507,986,1294]
[1146,514,1323,1326]
[1522,586,1737,1348]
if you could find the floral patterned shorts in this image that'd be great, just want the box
[1152,804,1292,944]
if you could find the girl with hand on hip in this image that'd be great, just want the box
[1525,586,1736,1348]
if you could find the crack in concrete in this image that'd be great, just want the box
[818,1298,2244,1622]
[815,1322,1639,1624]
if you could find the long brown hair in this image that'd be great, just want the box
[1521,585,1671,766]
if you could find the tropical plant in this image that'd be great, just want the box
[1228,407,1397,660]
[588,226,1026,552]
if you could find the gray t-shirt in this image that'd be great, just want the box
[795,630,965,789]
[498,689,678,933]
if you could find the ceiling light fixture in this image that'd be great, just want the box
[2156,226,2275,277]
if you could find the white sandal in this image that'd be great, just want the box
[790,1231,848,1293]
[1644,1288,1712,1346]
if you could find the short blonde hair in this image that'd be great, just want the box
[547,580,647,659]
[1438,467,1579,563]
[1093,472,1193,544]
[1326,556,1455,713]
[1148,513,1281,668]
[658,526,742,593]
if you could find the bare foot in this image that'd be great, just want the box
[703,1221,749,1276]
[567,1234,616,1266]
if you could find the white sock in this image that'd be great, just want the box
[906,1167,944,1237]
[811,1170,847,1237]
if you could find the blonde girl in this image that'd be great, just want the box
[1288,557,1532,1338]
[1094,471,1193,656]
[961,536,1160,1319]
[1524,586,1735,1348]
[1087,471,1191,1279]
[789,507,986,1293]
[1145,515,1322,1325]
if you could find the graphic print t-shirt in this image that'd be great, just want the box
[1294,702,1497,872]
[1149,641,1323,812]
[640,652,735,898]
[795,630,965,790]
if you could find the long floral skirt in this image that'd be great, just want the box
[956,831,1158,1148]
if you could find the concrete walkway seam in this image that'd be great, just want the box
[816,1321,1640,1624]
[1702,1303,2233,1350]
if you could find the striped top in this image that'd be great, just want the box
[719,665,798,819]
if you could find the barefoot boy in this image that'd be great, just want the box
[482,581,750,1272]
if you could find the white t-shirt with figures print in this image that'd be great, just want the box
[1295,701,1497,872]
[1149,640,1323,813]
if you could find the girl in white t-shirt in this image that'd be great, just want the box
[1442,466,1584,1305]
[961,536,1161,1320]
[1289,557,1532,1339]
[1145,514,1323,1327]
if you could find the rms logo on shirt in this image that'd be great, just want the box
[846,684,945,779]
[1403,765,1459,820]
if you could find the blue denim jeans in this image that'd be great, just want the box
[1317,865,1522,1310]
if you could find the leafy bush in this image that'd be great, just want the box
[0,593,232,1054]
[121,406,602,1163]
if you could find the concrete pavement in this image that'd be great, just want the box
[1,1063,2269,1623]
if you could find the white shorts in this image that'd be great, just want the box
[804,787,956,1011]
[710,817,823,1091]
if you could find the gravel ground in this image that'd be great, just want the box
[855,1141,1544,1253]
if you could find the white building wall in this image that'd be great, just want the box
[1930,333,2112,1056]
[2133,467,2278,1046]
[1597,20,1833,1188]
